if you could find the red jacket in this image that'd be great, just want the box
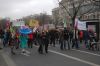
[79,31,83,38]
[28,33,33,39]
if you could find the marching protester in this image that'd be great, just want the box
[28,33,33,48]
[83,30,89,48]
[55,30,60,44]
[78,30,83,44]
[38,31,49,54]
[0,28,4,49]
[63,28,70,50]
[15,31,20,49]
[69,30,73,44]
[3,29,12,47]
[42,31,49,53]
[59,30,64,50]
[72,29,79,49]
[49,30,56,47]
[9,32,16,55]
[38,31,43,54]
[19,34,30,55]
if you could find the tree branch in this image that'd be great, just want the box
[58,0,73,18]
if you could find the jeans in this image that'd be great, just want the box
[63,39,70,50]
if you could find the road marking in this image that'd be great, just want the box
[72,49,100,57]
[33,45,100,65]
[2,52,17,66]
[49,50,100,66]
[21,53,30,56]
[33,45,100,57]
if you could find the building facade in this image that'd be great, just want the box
[52,0,100,39]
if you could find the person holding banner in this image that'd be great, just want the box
[72,29,79,49]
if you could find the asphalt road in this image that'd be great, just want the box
[1,44,100,66]
[0,51,8,66]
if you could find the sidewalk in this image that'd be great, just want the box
[0,50,8,66]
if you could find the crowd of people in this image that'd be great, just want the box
[0,27,99,55]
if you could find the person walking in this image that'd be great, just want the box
[38,31,49,54]
[28,33,33,48]
[3,29,12,47]
[59,30,64,50]
[78,30,83,44]
[15,32,20,49]
[69,30,73,44]
[63,28,70,50]
[49,30,56,47]
[72,29,79,49]
[0,28,4,49]
[83,30,89,48]
[38,31,43,54]
[9,32,16,55]
[42,31,49,53]
[19,34,30,55]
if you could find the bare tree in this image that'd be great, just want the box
[33,13,52,26]
[23,13,53,29]
[57,0,95,27]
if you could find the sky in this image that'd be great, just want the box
[0,0,58,19]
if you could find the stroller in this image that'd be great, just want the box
[88,36,99,51]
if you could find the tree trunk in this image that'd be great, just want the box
[71,17,75,28]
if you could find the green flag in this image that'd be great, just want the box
[63,18,67,28]
[10,26,14,33]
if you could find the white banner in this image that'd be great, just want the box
[77,20,87,30]
[12,21,25,26]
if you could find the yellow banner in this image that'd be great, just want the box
[29,19,39,27]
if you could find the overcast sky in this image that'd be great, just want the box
[0,0,58,19]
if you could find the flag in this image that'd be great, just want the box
[63,18,67,28]
[10,26,14,33]
[74,18,78,29]
[29,19,39,27]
